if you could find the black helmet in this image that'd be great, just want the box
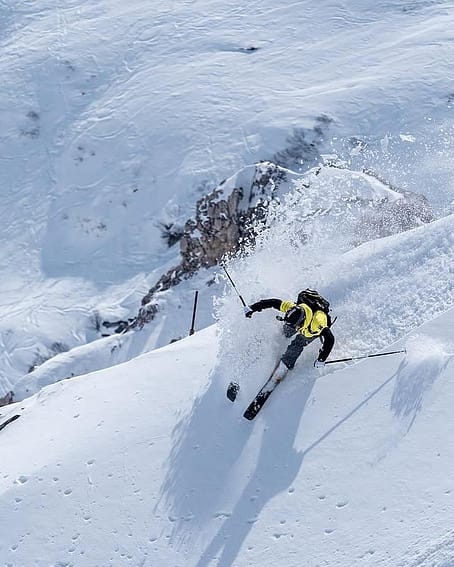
[297,289,309,304]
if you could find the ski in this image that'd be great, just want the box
[226,381,239,402]
[0,414,20,432]
[243,362,288,420]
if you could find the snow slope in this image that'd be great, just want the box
[1,1,454,564]
[2,209,453,566]
[2,0,454,394]
[1,308,453,567]
[13,205,453,402]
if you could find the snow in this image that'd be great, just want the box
[1,311,453,566]
[1,202,453,564]
[2,0,454,393]
[0,0,454,565]
[13,174,445,402]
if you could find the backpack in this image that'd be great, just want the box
[297,289,333,326]
[281,289,333,330]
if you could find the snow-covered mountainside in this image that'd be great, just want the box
[1,0,454,565]
[1,0,454,397]
[12,182,448,402]
[1,308,453,566]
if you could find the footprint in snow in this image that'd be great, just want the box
[213,512,231,519]
[324,528,335,535]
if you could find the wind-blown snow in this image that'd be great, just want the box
[215,211,453,399]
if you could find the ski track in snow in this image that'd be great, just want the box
[399,529,454,567]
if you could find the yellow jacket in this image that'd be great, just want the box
[248,295,335,362]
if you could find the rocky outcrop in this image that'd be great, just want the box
[0,391,13,408]
[178,162,288,274]
[179,187,243,274]
[131,162,291,328]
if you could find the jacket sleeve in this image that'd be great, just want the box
[249,298,283,312]
[318,327,335,362]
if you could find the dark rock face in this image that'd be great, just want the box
[179,186,243,273]
[178,162,287,273]
[131,162,290,329]
[0,391,13,408]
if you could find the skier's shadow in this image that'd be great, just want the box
[158,363,255,546]
[194,372,316,567]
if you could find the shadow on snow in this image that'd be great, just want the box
[193,371,316,567]
[159,348,451,566]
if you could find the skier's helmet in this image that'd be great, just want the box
[297,290,307,304]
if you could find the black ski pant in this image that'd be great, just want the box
[281,327,317,369]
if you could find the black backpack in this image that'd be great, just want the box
[296,289,333,327]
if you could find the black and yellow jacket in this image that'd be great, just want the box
[249,298,335,362]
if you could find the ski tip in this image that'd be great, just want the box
[243,411,255,421]
[243,402,260,420]
[226,381,239,402]
[227,391,237,402]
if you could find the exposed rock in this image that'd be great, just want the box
[130,162,291,328]
[178,162,288,274]
[0,391,13,407]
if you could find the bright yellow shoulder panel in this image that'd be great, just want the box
[280,300,296,313]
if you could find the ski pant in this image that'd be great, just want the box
[281,328,317,369]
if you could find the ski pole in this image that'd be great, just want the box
[189,290,199,336]
[0,414,20,432]
[222,265,247,307]
[325,349,406,365]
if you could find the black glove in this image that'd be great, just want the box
[244,306,254,318]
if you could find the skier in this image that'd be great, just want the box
[243,290,335,382]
